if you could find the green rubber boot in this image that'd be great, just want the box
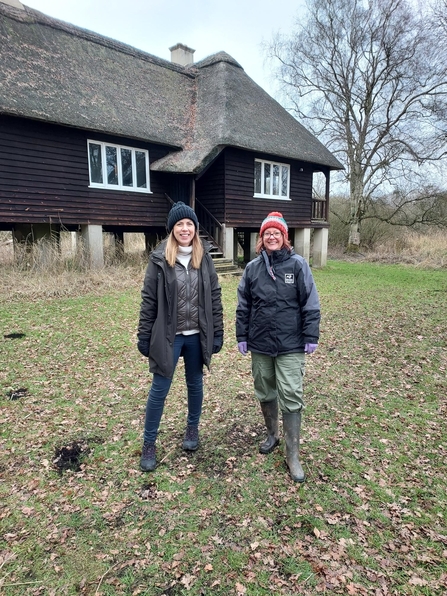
[282,411,305,483]
[259,400,280,454]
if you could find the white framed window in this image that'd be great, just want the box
[254,159,290,200]
[87,140,151,193]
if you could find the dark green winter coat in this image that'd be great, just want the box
[138,240,223,378]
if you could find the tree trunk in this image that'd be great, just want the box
[348,170,363,249]
[348,222,360,248]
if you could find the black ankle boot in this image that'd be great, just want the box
[182,425,199,451]
[140,442,156,471]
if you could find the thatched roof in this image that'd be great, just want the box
[0,1,343,173]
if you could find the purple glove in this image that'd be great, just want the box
[238,341,248,356]
[305,343,318,354]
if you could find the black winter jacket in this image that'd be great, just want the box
[236,248,320,356]
[138,240,223,378]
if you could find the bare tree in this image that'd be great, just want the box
[268,0,447,247]
[433,0,447,32]
[432,0,447,144]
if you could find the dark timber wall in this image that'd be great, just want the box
[196,151,225,220]
[1,116,324,236]
[196,147,314,230]
[0,115,173,232]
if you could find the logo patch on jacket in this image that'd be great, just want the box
[285,273,294,284]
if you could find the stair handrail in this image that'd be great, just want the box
[194,199,223,253]
[195,199,221,229]
[164,193,175,208]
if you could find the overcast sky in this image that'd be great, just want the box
[21,0,306,98]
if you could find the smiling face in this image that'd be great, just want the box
[173,218,196,247]
[262,227,284,253]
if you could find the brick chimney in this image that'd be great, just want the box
[1,0,25,8]
[169,43,195,66]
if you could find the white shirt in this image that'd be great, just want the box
[176,244,192,269]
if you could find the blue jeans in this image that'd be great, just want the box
[143,333,203,444]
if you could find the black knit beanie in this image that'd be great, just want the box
[166,201,199,233]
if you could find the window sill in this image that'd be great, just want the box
[253,194,291,201]
[88,185,152,194]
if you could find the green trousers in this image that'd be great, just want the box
[251,352,306,413]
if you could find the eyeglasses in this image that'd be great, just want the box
[263,231,282,238]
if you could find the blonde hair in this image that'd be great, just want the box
[255,233,292,254]
[165,230,204,268]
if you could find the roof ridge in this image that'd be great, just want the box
[194,51,242,70]
[1,1,343,173]
[1,2,195,78]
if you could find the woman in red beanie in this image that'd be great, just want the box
[236,212,320,482]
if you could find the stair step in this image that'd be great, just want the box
[214,265,240,272]
[217,269,243,278]
[213,261,238,269]
[212,258,243,277]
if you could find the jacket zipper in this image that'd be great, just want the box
[185,264,191,330]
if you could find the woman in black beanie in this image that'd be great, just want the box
[137,201,224,471]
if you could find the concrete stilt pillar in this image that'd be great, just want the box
[70,232,77,256]
[294,228,311,261]
[222,224,235,261]
[81,225,104,269]
[313,228,328,268]
[250,232,258,261]
[233,230,239,264]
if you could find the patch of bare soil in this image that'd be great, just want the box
[53,436,103,475]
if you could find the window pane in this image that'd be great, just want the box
[136,151,147,188]
[281,167,289,196]
[106,146,118,185]
[264,163,271,195]
[273,164,279,195]
[89,143,103,184]
[254,161,262,194]
[121,148,133,187]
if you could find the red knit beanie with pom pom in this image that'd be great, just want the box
[259,212,288,239]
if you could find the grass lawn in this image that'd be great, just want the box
[1,260,446,595]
